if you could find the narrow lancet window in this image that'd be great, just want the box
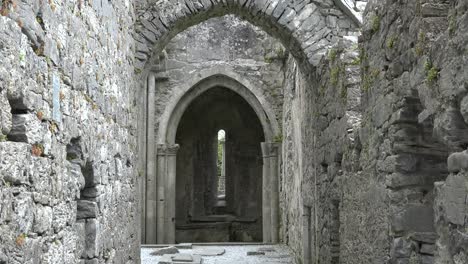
[217,129,226,198]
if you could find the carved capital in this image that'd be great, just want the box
[261,142,281,158]
[157,144,180,156]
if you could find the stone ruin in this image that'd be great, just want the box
[0,0,467,263]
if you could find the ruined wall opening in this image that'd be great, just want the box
[388,95,449,262]
[175,87,264,243]
[66,137,99,262]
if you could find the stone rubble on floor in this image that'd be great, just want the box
[192,248,225,256]
[158,253,203,264]
[151,246,180,256]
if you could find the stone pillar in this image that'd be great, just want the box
[269,143,280,243]
[156,144,179,244]
[261,142,281,243]
[165,144,179,244]
[261,143,272,243]
[145,74,157,244]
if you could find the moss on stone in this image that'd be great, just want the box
[448,14,457,36]
[330,66,341,86]
[362,68,380,92]
[424,60,439,84]
[350,57,361,66]
[415,32,426,56]
[426,66,439,84]
[328,48,338,62]
[273,134,283,143]
[386,35,397,49]
[371,15,381,34]
[319,85,327,96]
[340,85,348,99]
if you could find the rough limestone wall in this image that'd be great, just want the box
[434,168,468,264]
[153,15,286,140]
[280,31,364,264]
[309,40,383,264]
[361,0,468,263]
[281,56,308,262]
[0,0,139,263]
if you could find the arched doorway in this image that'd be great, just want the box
[144,74,281,244]
[175,87,264,242]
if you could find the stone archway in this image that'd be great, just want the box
[135,0,362,72]
[135,0,361,254]
[143,74,281,244]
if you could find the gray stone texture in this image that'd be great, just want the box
[1,0,467,263]
[358,0,468,263]
[0,0,139,263]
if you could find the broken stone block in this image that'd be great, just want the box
[0,142,30,184]
[158,254,202,264]
[391,204,435,233]
[75,220,86,259]
[390,237,416,259]
[421,255,434,264]
[193,248,225,256]
[247,251,265,256]
[420,243,435,255]
[447,150,468,173]
[258,247,276,252]
[420,3,449,17]
[172,254,192,262]
[0,90,12,135]
[461,95,468,124]
[8,114,43,143]
[76,200,98,219]
[176,243,193,249]
[84,259,99,264]
[151,246,179,256]
[409,232,438,244]
[84,219,99,259]
[33,204,53,234]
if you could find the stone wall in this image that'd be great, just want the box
[434,168,468,263]
[0,0,139,263]
[279,24,364,264]
[280,55,310,262]
[360,0,468,263]
[278,0,468,262]
[5,0,468,263]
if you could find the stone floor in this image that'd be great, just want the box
[141,244,295,264]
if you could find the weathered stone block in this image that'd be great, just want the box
[420,3,449,17]
[8,114,43,143]
[461,95,468,124]
[435,173,468,226]
[0,142,30,185]
[420,243,435,255]
[390,237,416,259]
[391,204,435,233]
[0,91,12,135]
[33,205,53,234]
[151,246,179,256]
[75,220,86,259]
[76,200,98,219]
[84,219,100,259]
[447,150,468,173]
